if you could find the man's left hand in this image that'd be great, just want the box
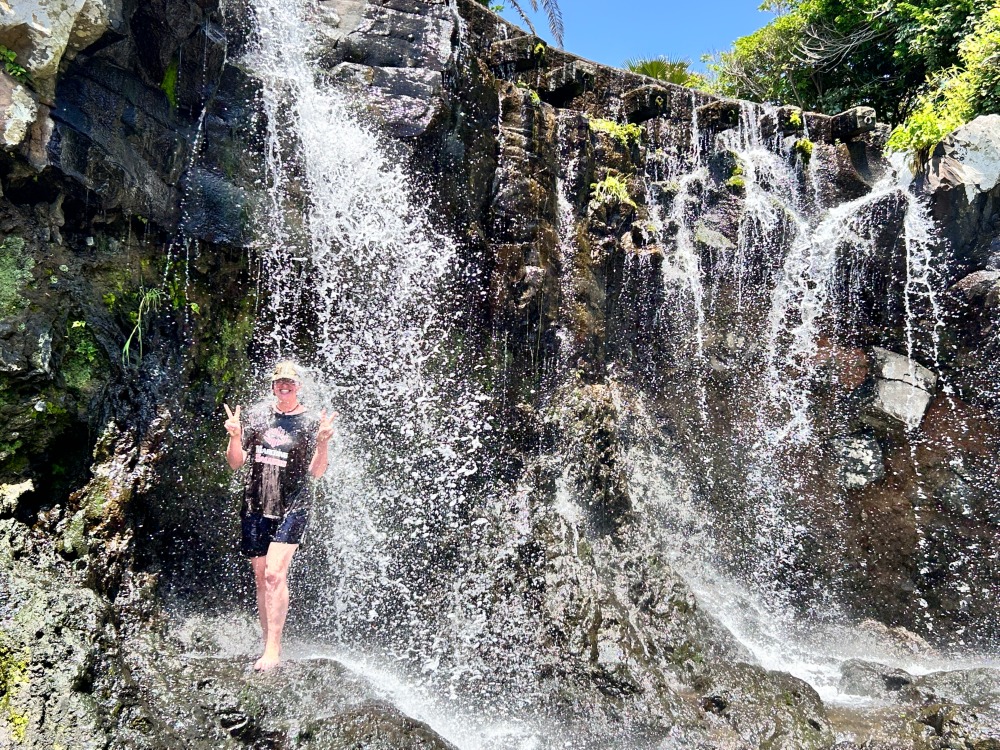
[317,409,337,443]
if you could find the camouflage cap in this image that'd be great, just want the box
[270,360,302,382]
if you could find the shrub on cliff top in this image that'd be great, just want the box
[705,0,994,125]
[887,7,1000,153]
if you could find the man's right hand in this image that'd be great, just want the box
[224,403,243,439]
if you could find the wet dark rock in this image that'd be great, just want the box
[326,62,447,138]
[0,526,110,749]
[489,35,547,72]
[2,0,1000,747]
[539,61,596,107]
[831,107,877,142]
[696,100,741,133]
[917,703,1000,749]
[829,432,885,490]
[622,85,674,124]
[804,111,833,142]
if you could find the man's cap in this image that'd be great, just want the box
[271,360,302,382]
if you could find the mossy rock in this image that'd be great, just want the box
[0,237,34,317]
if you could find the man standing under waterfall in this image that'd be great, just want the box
[223,360,336,671]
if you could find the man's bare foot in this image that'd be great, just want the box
[253,653,281,671]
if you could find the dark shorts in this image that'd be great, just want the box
[240,510,308,558]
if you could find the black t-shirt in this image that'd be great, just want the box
[241,405,318,518]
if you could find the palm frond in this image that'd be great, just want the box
[506,0,539,40]
[538,0,564,47]
[624,56,696,86]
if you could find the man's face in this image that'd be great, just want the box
[272,378,299,399]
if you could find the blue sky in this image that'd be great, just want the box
[499,0,777,73]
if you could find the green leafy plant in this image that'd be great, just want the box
[704,0,993,125]
[590,174,637,208]
[794,137,814,160]
[0,45,29,85]
[887,6,1000,153]
[122,287,162,366]
[589,118,642,147]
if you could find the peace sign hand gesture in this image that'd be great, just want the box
[224,403,243,440]
[316,409,337,444]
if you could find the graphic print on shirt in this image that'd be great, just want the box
[257,426,291,515]
[256,426,292,467]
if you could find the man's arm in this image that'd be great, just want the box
[224,404,247,470]
[309,409,337,478]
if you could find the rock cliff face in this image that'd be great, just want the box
[0,0,999,748]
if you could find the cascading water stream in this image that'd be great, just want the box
[238,2,566,745]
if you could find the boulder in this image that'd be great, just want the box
[0,0,123,99]
[0,479,32,516]
[863,348,937,431]
[838,659,914,700]
[918,703,1000,749]
[699,662,835,749]
[831,107,877,141]
[911,668,1000,708]
[921,114,1000,273]
[0,73,38,148]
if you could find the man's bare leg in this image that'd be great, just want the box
[254,542,298,671]
[251,556,268,644]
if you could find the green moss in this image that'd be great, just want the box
[0,439,23,464]
[62,510,88,557]
[515,80,541,106]
[589,118,642,147]
[794,138,814,161]
[63,320,103,391]
[590,175,637,208]
[725,162,746,192]
[0,633,29,742]
[160,58,179,109]
[206,313,255,396]
[788,110,802,128]
[0,237,33,317]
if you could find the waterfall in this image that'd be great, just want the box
[246,0,493,661]
[242,2,563,744]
